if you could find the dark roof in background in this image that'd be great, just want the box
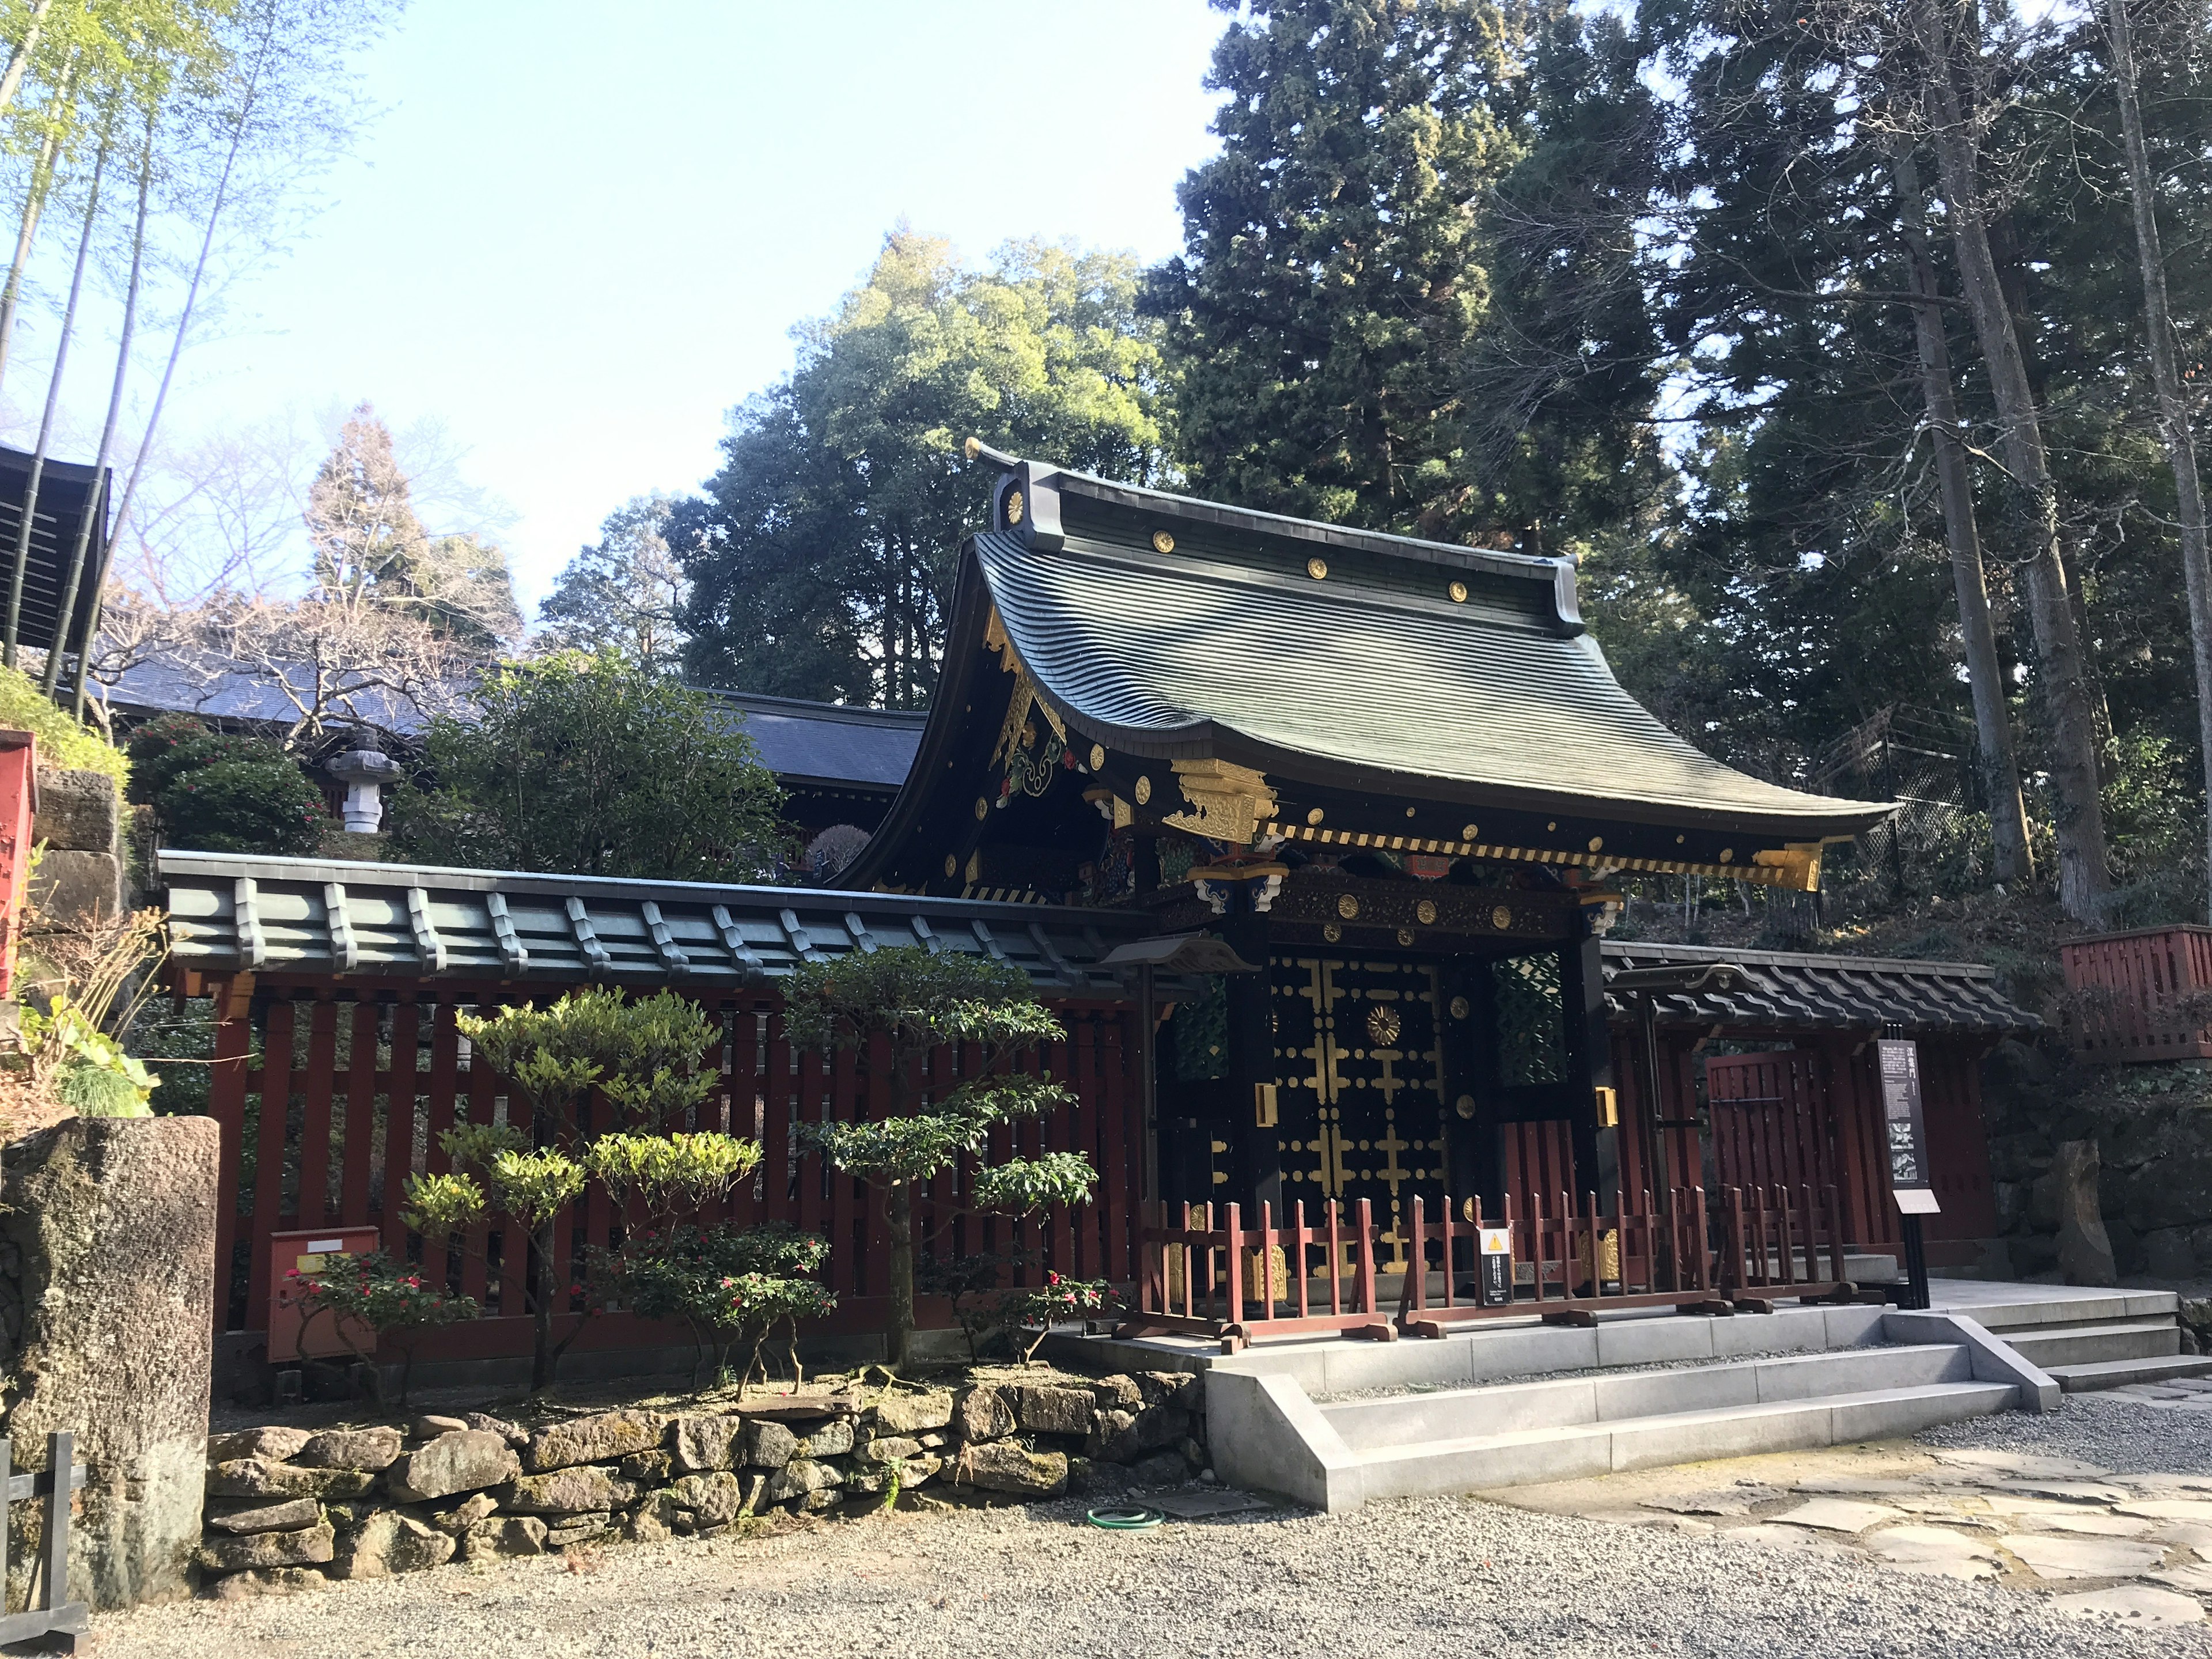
[695,688,923,790]
[103,650,433,735]
[0,445,108,656]
[1604,938,2035,1038]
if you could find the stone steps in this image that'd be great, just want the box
[2003,1319,2181,1369]
[1209,1339,2020,1511]
[2044,1354,2212,1393]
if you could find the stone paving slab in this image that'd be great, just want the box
[2052,1585,2207,1624]
[1779,1497,1905,1534]
[1998,1534,2168,1580]
[1866,1524,1999,1580]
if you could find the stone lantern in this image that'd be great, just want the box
[325,748,406,834]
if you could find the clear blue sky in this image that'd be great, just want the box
[22,1,1230,613]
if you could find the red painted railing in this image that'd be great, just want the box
[2061,926,2212,1063]
[1123,1184,1858,1351]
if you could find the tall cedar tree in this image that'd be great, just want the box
[1152,0,1527,537]
[675,233,1172,708]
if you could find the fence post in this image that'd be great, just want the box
[1406,1195,1427,1315]
[1355,1198,1377,1315]
[43,1430,70,1618]
[1224,1203,1244,1332]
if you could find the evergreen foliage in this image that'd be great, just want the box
[124,712,324,855]
[386,649,787,882]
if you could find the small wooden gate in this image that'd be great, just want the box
[0,1431,88,1650]
[1705,1050,1838,1202]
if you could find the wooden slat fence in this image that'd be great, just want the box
[208,982,1139,1357]
[2061,925,2212,1063]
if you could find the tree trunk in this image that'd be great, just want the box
[0,0,56,116]
[0,76,70,399]
[2106,0,2212,921]
[885,1177,914,1371]
[83,14,276,715]
[531,1215,558,1392]
[1889,141,2035,884]
[1912,0,2113,919]
[3,108,105,666]
[51,108,150,699]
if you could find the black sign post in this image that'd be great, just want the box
[1878,1026,1940,1310]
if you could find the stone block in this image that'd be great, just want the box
[955,1386,1015,1442]
[1089,1375,1143,1410]
[524,1409,666,1472]
[761,1458,841,1504]
[194,1520,335,1572]
[29,849,121,927]
[1092,1404,1190,1463]
[207,1427,310,1464]
[798,1418,854,1458]
[1014,1385,1094,1437]
[1138,1371,1200,1408]
[382,1431,521,1503]
[202,1566,327,1600]
[627,1490,686,1541]
[861,1435,922,1464]
[296,1426,403,1471]
[33,768,119,855]
[412,1414,469,1438]
[671,1414,743,1473]
[4,1116,219,1611]
[742,1420,798,1468]
[544,1513,612,1547]
[329,1512,457,1580]
[2147,1228,2199,1281]
[872,1388,953,1434]
[667,1471,749,1524]
[2055,1141,2118,1286]
[461,1412,529,1448]
[460,1515,547,1561]
[205,1498,320,1536]
[429,1492,499,1535]
[954,1441,1067,1497]
[620,1449,672,1483]
[499,1464,636,1514]
[206,1458,374,1502]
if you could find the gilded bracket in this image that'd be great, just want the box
[1161,757,1279,847]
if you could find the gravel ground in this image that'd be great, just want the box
[90,1488,2212,1659]
[1917,1393,2212,1476]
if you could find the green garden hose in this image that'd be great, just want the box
[1086,1506,1165,1531]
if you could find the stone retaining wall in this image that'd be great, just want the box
[196,1372,1206,1598]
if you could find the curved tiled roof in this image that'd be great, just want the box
[972,463,1890,839]
[1603,938,2035,1037]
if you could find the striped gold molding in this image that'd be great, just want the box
[1274,823,1821,891]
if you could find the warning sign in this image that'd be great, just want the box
[1478,1224,1512,1306]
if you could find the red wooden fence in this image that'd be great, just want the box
[2062,926,2212,1063]
[209,981,1141,1356]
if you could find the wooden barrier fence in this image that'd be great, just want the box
[1122,1185,1858,1351]
[2061,925,2212,1063]
[211,983,1141,1356]
[0,1431,88,1649]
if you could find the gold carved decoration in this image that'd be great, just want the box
[1448,581,1468,603]
[1366,1005,1402,1046]
[974,798,990,821]
[1461,823,1479,839]
[1718,847,1735,863]
[1323,922,1342,943]
[1449,995,1471,1020]
[1396,927,1415,946]
[943,855,957,878]
[1588,836,1604,853]
[1088,743,1105,770]
[1490,904,1514,930]
[1336,894,1361,920]
[1306,557,1329,580]
[1005,490,1024,526]
[1751,842,1832,893]
[982,608,1066,774]
[1455,1093,1476,1120]
[1415,899,1438,925]
[1152,530,1176,554]
[1134,775,1152,805]
[1160,757,1278,846]
[1274,821,1825,890]
[1307,806,1324,825]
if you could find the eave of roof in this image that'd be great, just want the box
[157,849,1160,995]
[1601,937,2035,1038]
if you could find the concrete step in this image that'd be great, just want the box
[2045,1355,2212,1393]
[1944,1288,2179,1334]
[1342,1380,2018,1499]
[2005,1319,2181,1369]
[1321,1343,1976,1452]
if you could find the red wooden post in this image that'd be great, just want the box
[1291,1200,1310,1319]
[209,996,253,1333]
[0,732,32,1000]
[381,1001,420,1263]
[1354,1198,1378,1315]
[338,1002,376,1226]
[1439,1193,1456,1309]
[1224,1203,1244,1330]
[245,1001,297,1328]
[1326,1199,1344,1315]
[1406,1194,1426,1313]
[293,999,338,1233]
[1825,1183,1847,1285]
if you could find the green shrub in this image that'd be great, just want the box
[158,757,328,855]
[124,713,268,804]
[0,662,125,782]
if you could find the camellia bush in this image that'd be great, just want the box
[290,1251,480,1403]
[782,945,1098,1370]
[126,712,327,856]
